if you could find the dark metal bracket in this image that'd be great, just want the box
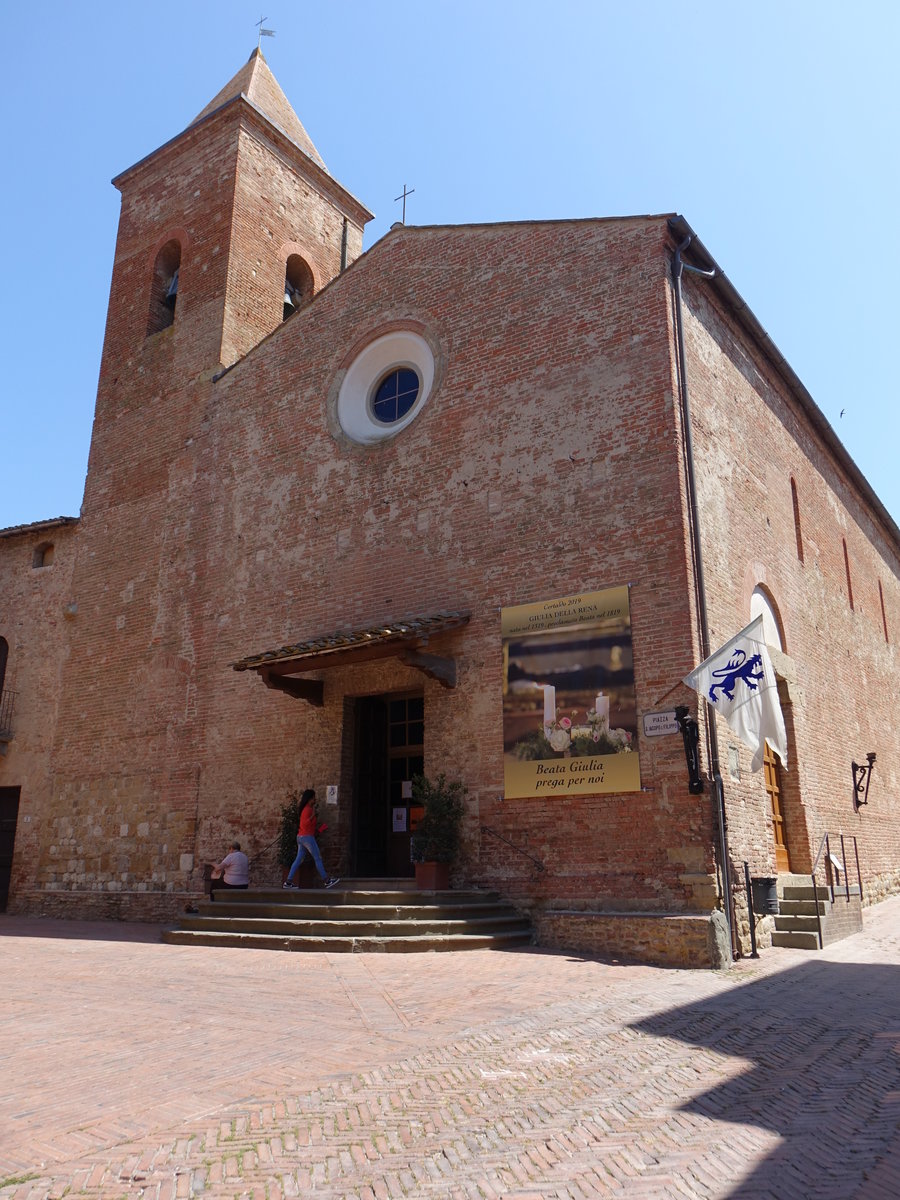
[261,670,324,707]
[852,752,876,811]
[675,705,704,794]
[401,650,458,688]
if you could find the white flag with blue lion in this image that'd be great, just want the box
[684,615,787,772]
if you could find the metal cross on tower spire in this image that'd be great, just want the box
[256,16,276,49]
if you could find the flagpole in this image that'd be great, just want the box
[671,227,736,963]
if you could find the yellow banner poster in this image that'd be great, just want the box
[501,586,641,798]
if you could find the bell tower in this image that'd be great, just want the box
[85,47,373,519]
[97,49,373,391]
[38,55,372,908]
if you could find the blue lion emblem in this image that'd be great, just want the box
[709,648,764,703]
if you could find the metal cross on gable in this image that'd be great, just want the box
[394,183,415,224]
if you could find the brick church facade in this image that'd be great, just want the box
[1,52,898,966]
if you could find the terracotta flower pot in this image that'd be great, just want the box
[415,861,450,890]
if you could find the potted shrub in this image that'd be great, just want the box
[410,773,466,890]
[278,792,300,877]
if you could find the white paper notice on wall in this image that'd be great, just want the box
[392,807,407,832]
[401,780,413,799]
[326,785,338,805]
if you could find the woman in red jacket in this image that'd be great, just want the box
[283,788,340,889]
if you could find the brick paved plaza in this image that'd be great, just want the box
[1,899,899,1199]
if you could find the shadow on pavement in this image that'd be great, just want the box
[632,959,900,1199]
[0,914,166,945]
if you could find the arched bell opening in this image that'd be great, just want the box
[283,254,314,320]
[147,239,182,335]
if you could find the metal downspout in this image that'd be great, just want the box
[671,234,737,961]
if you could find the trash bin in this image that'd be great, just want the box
[751,876,779,915]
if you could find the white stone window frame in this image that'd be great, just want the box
[336,330,435,446]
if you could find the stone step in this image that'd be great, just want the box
[778,899,827,916]
[169,884,533,953]
[774,914,821,934]
[215,887,500,907]
[771,930,821,950]
[161,929,534,953]
[336,877,418,890]
[781,885,832,902]
[177,914,531,938]
[197,901,522,921]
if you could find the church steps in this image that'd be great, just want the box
[162,883,533,952]
[175,914,530,938]
[191,900,515,921]
[161,929,533,952]
[216,887,501,907]
[769,881,863,950]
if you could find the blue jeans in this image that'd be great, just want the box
[287,834,327,882]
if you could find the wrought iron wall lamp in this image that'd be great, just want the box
[852,752,876,811]
[674,705,704,794]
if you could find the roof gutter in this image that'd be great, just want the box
[0,515,80,540]
[671,235,736,962]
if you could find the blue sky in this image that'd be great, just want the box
[2,0,898,529]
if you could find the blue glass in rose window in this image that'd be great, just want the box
[372,368,419,424]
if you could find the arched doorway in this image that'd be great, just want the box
[763,743,791,872]
[751,587,793,872]
[0,636,9,738]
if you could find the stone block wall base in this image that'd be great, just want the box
[861,870,900,908]
[535,909,729,969]
[7,889,189,923]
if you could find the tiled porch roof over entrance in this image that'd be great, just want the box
[231,612,470,705]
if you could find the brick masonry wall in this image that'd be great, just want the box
[821,895,863,945]
[199,217,718,919]
[14,210,728,936]
[222,116,366,366]
[0,523,78,903]
[678,268,900,937]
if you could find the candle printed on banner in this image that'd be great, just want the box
[500,586,641,799]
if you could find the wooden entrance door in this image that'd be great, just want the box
[763,744,791,873]
[0,786,21,911]
[352,697,389,876]
[352,693,424,877]
[385,695,424,877]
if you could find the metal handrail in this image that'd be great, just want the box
[810,831,830,877]
[481,825,546,873]
[809,831,863,948]
[810,833,829,948]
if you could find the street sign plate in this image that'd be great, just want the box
[642,710,680,737]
